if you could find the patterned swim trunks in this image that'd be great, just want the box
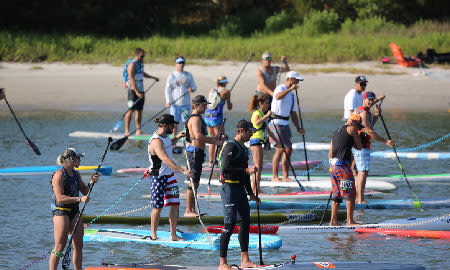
[330,162,356,202]
[150,173,180,208]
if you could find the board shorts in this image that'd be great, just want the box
[249,138,263,146]
[352,148,371,172]
[220,184,250,225]
[269,124,292,148]
[330,162,356,203]
[204,115,223,128]
[150,173,180,208]
[170,104,190,123]
[186,147,205,183]
[127,88,145,111]
[52,205,80,220]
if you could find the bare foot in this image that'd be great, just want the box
[347,221,363,226]
[272,177,282,182]
[329,222,342,226]
[282,177,292,182]
[184,211,199,217]
[356,200,368,204]
[170,235,185,241]
[218,263,233,270]
[241,260,260,268]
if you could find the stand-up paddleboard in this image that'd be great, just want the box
[202,178,396,191]
[260,173,450,182]
[250,198,450,210]
[117,160,323,174]
[276,214,450,233]
[243,141,330,151]
[356,228,450,239]
[83,228,282,250]
[143,190,383,201]
[0,165,112,176]
[204,225,279,234]
[371,151,450,160]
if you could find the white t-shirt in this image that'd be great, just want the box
[343,89,363,120]
[165,71,197,106]
[148,132,173,176]
[271,84,296,126]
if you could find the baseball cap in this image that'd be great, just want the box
[157,114,178,124]
[286,71,304,81]
[216,76,229,84]
[363,91,376,100]
[355,75,368,83]
[175,56,185,64]
[61,148,85,161]
[192,95,210,104]
[236,119,257,132]
[262,51,272,61]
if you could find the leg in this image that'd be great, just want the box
[185,181,199,216]
[169,205,183,241]
[329,200,341,226]
[49,215,70,270]
[219,185,237,270]
[135,110,143,135]
[207,125,219,165]
[272,147,283,182]
[346,196,360,225]
[150,174,166,239]
[237,195,259,268]
[250,145,263,194]
[151,208,162,239]
[70,213,84,270]
[124,110,134,136]
[281,147,292,181]
[355,171,368,204]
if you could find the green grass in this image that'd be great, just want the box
[0,21,449,64]
[29,65,43,70]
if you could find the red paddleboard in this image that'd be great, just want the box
[204,225,279,234]
[355,228,450,239]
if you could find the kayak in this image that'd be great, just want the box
[277,214,450,233]
[116,160,323,174]
[143,190,383,200]
[250,198,450,210]
[260,173,450,182]
[356,228,450,239]
[204,225,279,234]
[371,151,450,160]
[0,165,112,176]
[83,211,347,225]
[203,178,396,191]
[83,228,282,250]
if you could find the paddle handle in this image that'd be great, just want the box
[294,88,310,181]
[254,172,264,265]
[319,191,333,226]
[229,52,254,93]
[207,118,226,193]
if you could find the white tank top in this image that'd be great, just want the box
[148,132,174,176]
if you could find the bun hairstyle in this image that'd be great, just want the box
[56,155,64,166]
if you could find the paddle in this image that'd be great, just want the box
[62,137,112,270]
[110,91,190,151]
[376,102,422,208]
[207,118,226,194]
[112,80,158,132]
[319,192,333,226]
[294,88,310,181]
[2,95,41,155]
[254,172,264,265]
[269,118,305,191]
[229,52,255,93]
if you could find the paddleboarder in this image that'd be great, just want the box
[50,148,99,270]
[185,95,222,217]
[165,56,197,136]
[269,71,305,182]
[248,94,279,194]
[328,114,363,226]
[256,51,290,97]
[353,91,394,203]
[147,114,191,240]
[205,76,233,167]
[218,119,261,270]
[124,48,160,136]
[0,88,5,100]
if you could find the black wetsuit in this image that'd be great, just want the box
[219,139,255,258]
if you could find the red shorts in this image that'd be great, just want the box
[330,163,356,201]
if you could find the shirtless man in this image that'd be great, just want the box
[255,51,289,97]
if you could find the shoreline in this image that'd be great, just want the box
[0,62,449,112]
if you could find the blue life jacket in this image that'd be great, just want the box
[123,59,144,83]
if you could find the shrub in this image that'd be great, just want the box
[340,16,400,34]
[302,10,340,36]
[209,16,242,37]
[265,10,293,33]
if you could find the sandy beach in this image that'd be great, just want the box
[0,61,449,112]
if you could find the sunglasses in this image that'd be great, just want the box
[264,57,272,61]
[360,82,367,86]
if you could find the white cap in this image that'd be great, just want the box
[286,71,304,81]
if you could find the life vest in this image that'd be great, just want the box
[354,105,373,149]
[185,114,208,143]
[123,59,144,88]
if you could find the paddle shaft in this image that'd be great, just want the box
[3,96,41,155]
[229,52,255,93]
[254,172,264,265]
[62,137,112,269]
[294,88,310,181]
[270,118,305,191]
[207,118,226,193]
[319,191,333,226]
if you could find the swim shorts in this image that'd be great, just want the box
[186,148,205,183]
[269,124,292,148]
[150,173,180,208]
[330,162,356,202]
[127,88,145,111]
[352,148,371,172]
[170,104,190,123]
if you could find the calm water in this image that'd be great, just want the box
[0,110,449,269]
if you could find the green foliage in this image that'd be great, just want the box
[302,10,340,36]
[264,10,293,33]
[209,16,242,37]
[340,16,401,34]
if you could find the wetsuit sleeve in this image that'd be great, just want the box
[221,143,246,175]
[243,174,254,197]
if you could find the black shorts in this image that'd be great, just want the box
[128,88,145,111]
[186,148,205,183]
[52,206,79,221]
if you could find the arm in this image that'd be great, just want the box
[290,111,305,135]
[360,111,390,145]
[190,118,220,145]
[279,56,289,72]
[252,110,270,127]
[348,126,363,150]
[274,85,296,100]
[171,131,185,145]
[164,74,173,107]
[187,73,197,93]
[256,69,274,96]
[222,90,232,110]
[152,139,190,175]
[328,140,333,159]
[144,72,159,82]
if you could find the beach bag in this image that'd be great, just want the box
[207,87,221,110]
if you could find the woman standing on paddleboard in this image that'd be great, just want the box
[248,94,278,194]
[49,148,99,270]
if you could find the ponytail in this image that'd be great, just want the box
[248,94,270,112]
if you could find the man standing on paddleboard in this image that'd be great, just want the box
[353,91,393,203]
[328,114,363,226]
[218,119,261,270]
[147,114,191,240]
[184,95,222,217]
[124,48,160,136]
[256,51,290,97]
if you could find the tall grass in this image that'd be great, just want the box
[0,21,448,64]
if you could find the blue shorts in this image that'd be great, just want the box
[249,138,263,146]
[150,173,180,208]
[352,148,371,172]
[204,115,223,127]
[170,104,190,123]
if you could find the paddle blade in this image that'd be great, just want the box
[112,120,123,132]
[27,138,41,155]
[110,136,128,151]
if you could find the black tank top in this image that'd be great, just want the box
[331,125,354,162]
[185,114,208,143]
[51,168,80,208]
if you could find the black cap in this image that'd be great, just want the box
[236,119,257,132]
[61,148,85,161]
[158,114,178,124]
[192,95,210,104]
[355,75,368,83]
